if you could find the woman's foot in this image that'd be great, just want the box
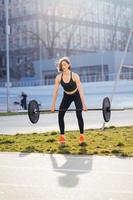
[58,135,65,144]
[79,134,85,144]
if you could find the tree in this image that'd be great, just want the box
[109,0,132,51]
[35,0,91,58]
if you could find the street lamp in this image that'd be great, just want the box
[101,50,104,81]
[39,39,43,84]
[5,0,10,112]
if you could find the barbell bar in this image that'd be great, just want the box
[28,97,125,124]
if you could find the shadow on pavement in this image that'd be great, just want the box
[50,154,93,188]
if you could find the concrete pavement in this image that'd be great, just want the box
[0,110,133,134]
[0,153,133,200]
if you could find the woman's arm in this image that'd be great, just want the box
[51,75,60,112]
[74,73,88,111]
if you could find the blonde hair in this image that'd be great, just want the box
[57,57,72,72]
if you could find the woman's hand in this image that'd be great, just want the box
[82,104,88,111]
[51,105,55,112]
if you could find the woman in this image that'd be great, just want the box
[51,57,87,144]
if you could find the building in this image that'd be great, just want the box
[0,0,133,82]
[34,51,133,85]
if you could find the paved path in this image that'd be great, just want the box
[0,153,133,200]
[0,110,133,134]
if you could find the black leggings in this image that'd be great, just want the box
[58,90,84,134]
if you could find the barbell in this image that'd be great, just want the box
[27,97,125,124]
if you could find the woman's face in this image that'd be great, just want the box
[61,61,70,72]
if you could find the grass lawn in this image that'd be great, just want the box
[0,126,133,156]
[0,112,27,116]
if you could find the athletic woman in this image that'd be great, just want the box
[51,57,87,144]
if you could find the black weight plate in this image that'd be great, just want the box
[28,100,40,124]
[102,97,111,122]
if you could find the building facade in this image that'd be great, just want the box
[0,0,133,81]
[33,51,133,85]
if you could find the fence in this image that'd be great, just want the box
[0,72,133,88]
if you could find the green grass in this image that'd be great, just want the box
[0,112,27,116]
[0,126,133,156]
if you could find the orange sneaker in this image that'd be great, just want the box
[79,134,85,144]
[58,135,65,144]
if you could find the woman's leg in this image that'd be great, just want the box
[74,92,84,134]
[74,91,85,144]
[58,94,73,134]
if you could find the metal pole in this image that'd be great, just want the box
[39,39,42,85]
[5,0,10,112]
[110,27,133,103]
[38,3,43,86]
[102,27,133,130]
[101,50,104,81]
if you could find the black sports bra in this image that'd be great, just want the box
[60,71,77,92]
